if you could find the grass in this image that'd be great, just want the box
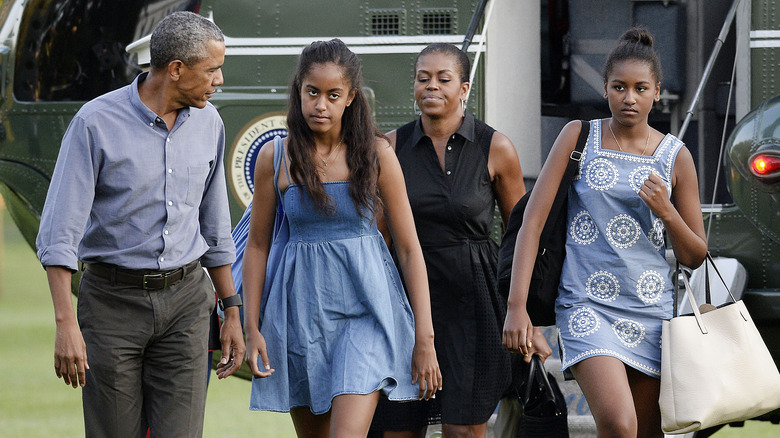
[0,208,296,437]
[0,206,777,437]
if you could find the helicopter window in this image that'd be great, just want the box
[370,10,403,36]
[422,10,454,35]
[13,0,200,102]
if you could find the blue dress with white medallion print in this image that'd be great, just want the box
[557,118,682,377]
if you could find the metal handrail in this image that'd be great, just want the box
[677,0,742,138]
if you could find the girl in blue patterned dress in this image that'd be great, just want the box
[241,39,441,437]
[503,28,707,438]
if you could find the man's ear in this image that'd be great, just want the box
[168,60,184,81]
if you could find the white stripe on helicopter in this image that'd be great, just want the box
[750,30,780,47]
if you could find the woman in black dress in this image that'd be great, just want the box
[371,43,551,437]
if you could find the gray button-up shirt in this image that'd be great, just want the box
[37,72,236,271]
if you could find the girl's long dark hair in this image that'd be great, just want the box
[286,39,383,216]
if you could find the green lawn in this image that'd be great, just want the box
[0,207,776,437]
[0,209,296,437]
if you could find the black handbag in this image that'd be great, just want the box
[517,355,569,438]
[497,120,588,326]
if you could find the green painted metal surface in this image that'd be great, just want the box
[752,0,780,105]
[0,0,486,231]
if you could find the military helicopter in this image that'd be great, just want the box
[0,0,778,435]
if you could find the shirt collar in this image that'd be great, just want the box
[410,110,476,147]
[129,72,191,127]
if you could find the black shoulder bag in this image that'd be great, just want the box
[497,120,588,326]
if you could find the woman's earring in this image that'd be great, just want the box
[413,100,421,115]
[461,99,467,116]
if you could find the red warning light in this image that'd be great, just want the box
[750,153,780,182]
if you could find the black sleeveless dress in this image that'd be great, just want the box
[371,112,512,428]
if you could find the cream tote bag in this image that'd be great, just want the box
[659,255,780,434]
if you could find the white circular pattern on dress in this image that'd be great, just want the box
[586,270,620,302]
[649,218,665,250]
[636,270,665,304]
[570,210,599,245]
[629,165,655,193]
[569,307,601,338]
[612,318,646,348]
[606,214,641,248]
[585,158,619,191]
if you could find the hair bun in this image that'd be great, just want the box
[620,26,654,48]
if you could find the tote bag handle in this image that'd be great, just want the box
[675,253,747,334]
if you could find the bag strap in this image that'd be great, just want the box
[705,253,736,302]
[674,253,742,319]
[272,136,287,202]
[522,355,558,405]
[539,120,588,247]
[674,262,681,317]
[271,136,288,240]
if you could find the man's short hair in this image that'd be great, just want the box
[149,11,224,70]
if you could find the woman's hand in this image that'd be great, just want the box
[525,327,553,363]
[503,305,534,356]
[411,337,442,400]
[639,172,673,217]
[245,328,275,378]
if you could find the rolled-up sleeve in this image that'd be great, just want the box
[198,121,236,268]
[36,116,97,271]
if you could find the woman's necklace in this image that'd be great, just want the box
[608,121,651,155]
[316,141,342,176]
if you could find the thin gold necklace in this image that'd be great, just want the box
[317,141,342,176]
[609,121,651,155]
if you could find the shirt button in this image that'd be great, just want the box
[167,169,173,174]
[446,170,452,175]
[160,257,165,262]
[166,138,171,142]
[168,201,173,206]
[451,135,456,140]
[149,122,154,127]
[447,145,452,151]
[164,229,169,235]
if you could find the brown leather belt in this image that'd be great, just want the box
[85,260,201,290]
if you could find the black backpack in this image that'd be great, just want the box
[496,121,588,326]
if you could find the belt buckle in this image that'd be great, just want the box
[142,273,167,290]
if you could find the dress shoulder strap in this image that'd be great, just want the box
[273,136,291,200]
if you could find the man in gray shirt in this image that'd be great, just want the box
[36,11,245,437]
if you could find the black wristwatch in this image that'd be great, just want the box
[218,294,243,311]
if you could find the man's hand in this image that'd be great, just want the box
[46,266,88,388]
[215,307,245,379]
[53,318,89,388]
[206,265,247,379]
